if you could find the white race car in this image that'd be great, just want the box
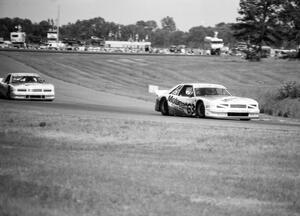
[0,73,55,101]
[154,83,259,120]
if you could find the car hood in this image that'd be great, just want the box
[11,83,54,89]
[198,95,258,104]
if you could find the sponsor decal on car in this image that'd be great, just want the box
[168,95,195,115]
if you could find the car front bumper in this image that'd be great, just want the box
[205,108,260,120]
[10,92,55,100]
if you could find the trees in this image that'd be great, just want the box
[232,0,283,57]
[2,9,298,51]
[161,16,176,32]
[214,23,236,48]
[187,26,213,48]
[280,0,300,57]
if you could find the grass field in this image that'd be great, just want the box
[0,104,299,216]
[0,51,299,216]
[1,51,299,117]
[1,52,299,98]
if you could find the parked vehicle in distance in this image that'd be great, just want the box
[0,73,55,101]
[153,83,260,120]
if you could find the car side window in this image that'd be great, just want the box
[4,75,11,84]
[170,85,182,95]
[179,85,194,97]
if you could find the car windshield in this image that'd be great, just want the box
[12,76,43,83]
[195,88,231,96]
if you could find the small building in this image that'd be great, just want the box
[47,30,58,43]
[104,40,151,52]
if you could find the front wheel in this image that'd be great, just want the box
[196,101,205,118]
[160,98,169,116]
[6,86,12,99]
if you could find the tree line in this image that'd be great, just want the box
[0,0,299,50]
[0,16,237,48]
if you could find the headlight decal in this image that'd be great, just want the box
[216,104,229,108]
[248,104,258,109]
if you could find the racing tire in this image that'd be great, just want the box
[196,101,205,118]
[160,98,169,116]
[6,86,11,99]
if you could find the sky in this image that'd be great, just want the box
[0,0,240,32]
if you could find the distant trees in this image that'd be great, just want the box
[1,16,232,48]
[232,0,283,53]
[1,5,299,51]
[161,16,176,32]
[232,0,300,58]
[280,0,300,56]
[187,26,214,48]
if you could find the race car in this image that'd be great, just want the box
[0,72,55,101]
[154,83,260,120]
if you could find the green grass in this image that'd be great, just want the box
[0,104,299,216]
[1,51,299,116]
[0,51,299,215]
[0,52,298,98]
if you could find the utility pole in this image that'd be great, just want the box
[56,5,60,43]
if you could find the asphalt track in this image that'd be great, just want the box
[0,51,299,131]
[1,98,300,134]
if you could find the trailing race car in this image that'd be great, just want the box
[0,73,55,101]
[154,83,259,120]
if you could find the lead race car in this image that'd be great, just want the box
[153,83,260,120]
[0,73,55,101]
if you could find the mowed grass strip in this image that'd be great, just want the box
[0,105,299,216]
[1,52,300,101]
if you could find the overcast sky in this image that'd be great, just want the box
[0,0,240,31]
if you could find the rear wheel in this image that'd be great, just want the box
[160,98,169,116]
[196,101,205,118]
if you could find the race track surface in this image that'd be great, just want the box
[0,52,299,131]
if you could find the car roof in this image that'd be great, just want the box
[179,83,227,89]
[9,72,40,77]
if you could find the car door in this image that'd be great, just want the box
[177,85,196,115]
[0,74,11,96]
[168,85,195,116]
[167,84,183,114]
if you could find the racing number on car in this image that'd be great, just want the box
[168,95,195,115]
[186,104,195,115]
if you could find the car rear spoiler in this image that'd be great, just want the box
[148,85,159,94]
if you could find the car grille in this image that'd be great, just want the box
[230,104,247,108]
[228,113,249,116]
[32,89,42,92]
[26,95,44,99]
[43,89,52,92]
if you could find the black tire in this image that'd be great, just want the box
[6,86,11,99]
[160,98,169,116]
[196,101,205,118]
[240,118,250,121]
